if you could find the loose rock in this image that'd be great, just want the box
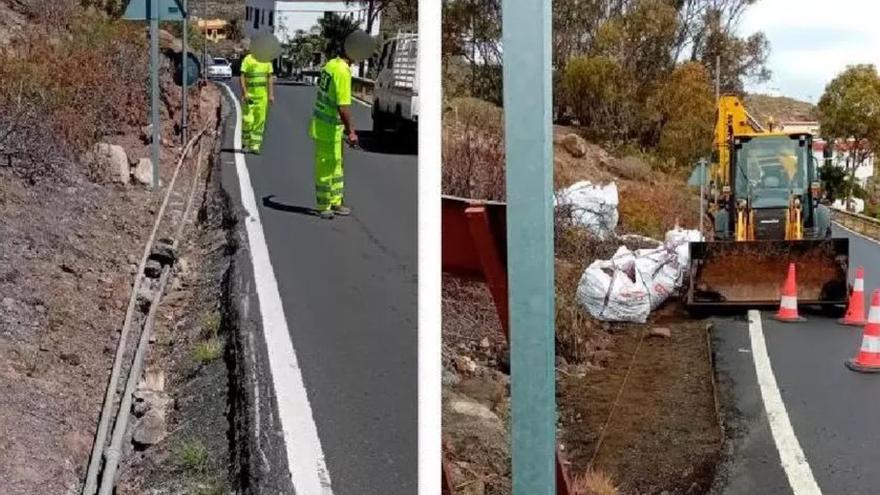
[132,410,166,446]
[91,143,130,184]
[59,353,81,366]
[560,133,587,158]
[454,355,477,374]
[133,158,160,188]
[649,327,672,339]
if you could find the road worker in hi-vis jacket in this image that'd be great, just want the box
[240,49,275,154]
[309,30,375,219]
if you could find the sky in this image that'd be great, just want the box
[740,0,880,103]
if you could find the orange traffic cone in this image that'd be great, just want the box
[839,266,867,326]
[775,263,805,322]
[845,289,880,373]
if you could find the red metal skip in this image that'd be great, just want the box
[441,195,572,495]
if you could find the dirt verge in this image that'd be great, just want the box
[115,86,235,495]
[558,307,722,494]
[442,102,722,494]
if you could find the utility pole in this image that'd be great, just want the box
[182,0,189,144]
[715,54,721,101]
[502,0,556,492]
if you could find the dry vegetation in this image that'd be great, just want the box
[0,2,227,493]
[442,96,719,494]
[0,2,148,181]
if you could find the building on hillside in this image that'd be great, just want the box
[812,137,875,189]
[195,18,229,43]
[778,120,820,136]
[243,0,380,44]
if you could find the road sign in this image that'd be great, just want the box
[123,0,185,20]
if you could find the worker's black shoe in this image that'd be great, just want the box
[319,210,335,220]
[331,205,351,216]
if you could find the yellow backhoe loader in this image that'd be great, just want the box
[687,96,849,309]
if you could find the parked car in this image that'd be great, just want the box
[208,57,232,80]
[372,31,418,135]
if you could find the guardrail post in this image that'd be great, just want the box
[502,0,556,492]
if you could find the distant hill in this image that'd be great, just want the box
[189,0,242,21]
[745,94,817,125]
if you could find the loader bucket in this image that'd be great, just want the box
[687,238,849,307]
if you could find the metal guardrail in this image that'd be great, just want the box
[832,207,880,240]
[296,69,376,103]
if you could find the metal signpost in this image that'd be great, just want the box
[82,2,188,493]
[700,158,707,234]
[182,0,188,144]
[123,0,186,190]
[502,0,556,492]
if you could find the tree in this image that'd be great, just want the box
[646,61,715,167]
[593,0,679,89]
[317,12,362,57]
[562,55,638,141]
[818,162,847,203]
[442,0,502,101]
[285,28,325,69]
[817,65,880,201]
[345,0,417,33]
[226,17,244,42]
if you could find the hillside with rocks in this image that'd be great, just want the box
[0,3,234,493]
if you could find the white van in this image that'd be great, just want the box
[371,31,418,134]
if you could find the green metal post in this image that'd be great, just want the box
[502,0,555,492]
[150,0,160,190]
[182,0,188,144]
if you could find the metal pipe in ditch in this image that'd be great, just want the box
[95,139,207,495]
[96,266,172,495]
[82,129,206,495]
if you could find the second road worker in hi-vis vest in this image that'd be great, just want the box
[309,30,376,219]
[240,49,275,154]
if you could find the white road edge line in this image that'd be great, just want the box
[748,310,822,495]
[834,221,880,247]
[219,83,334,495]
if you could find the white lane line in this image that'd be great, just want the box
[220,83,334,495]
[748,310,822,495]
[834,221,880,247]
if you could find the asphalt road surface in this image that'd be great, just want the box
[711,225,880,494]
[232,81,417,494]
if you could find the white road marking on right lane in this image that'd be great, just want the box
[748,310,822,495]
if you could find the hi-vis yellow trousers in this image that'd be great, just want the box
[313,137,343,211]
[242,95,268,151]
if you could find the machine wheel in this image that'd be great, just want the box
[821,304,846,319]
[372,103,386,133]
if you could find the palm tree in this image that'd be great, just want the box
[286,29,325,70]
[317,12,362,58]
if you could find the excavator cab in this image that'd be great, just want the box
[724,133,815,241]
[687,97,849,308]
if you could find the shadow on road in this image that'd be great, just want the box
[275,79,313,87]
[221,148,247,155]
[354,130,418,156]
[262,195,318,217]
